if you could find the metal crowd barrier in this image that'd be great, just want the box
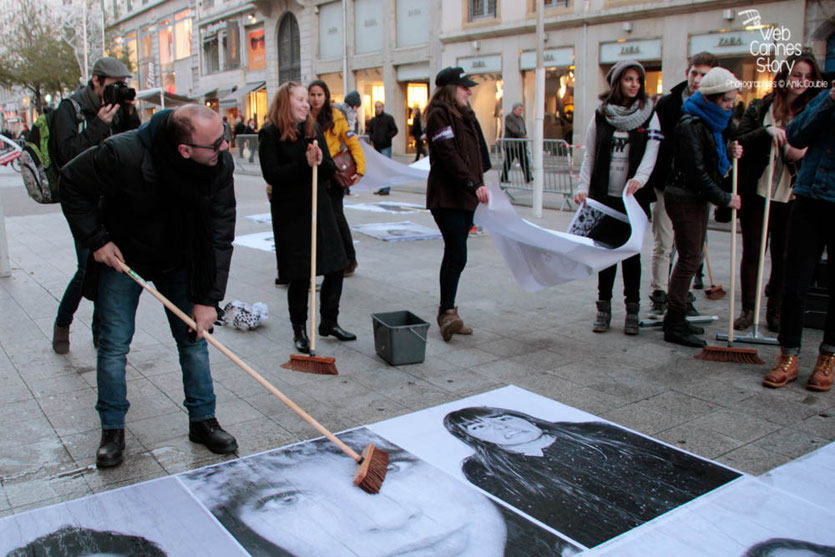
[493,138,576,210]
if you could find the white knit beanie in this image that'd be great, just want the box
[697,67,742,96]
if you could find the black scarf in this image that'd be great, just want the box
[144,111,220,302]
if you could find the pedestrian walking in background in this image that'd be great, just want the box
[259,82,356,355]
[411,106,427,161]
[663,67,743,347]
[60,104,238,468]
[308,79,365,277]
[425,66,491,341]
[500,102,532,183]
[645,52,719,317]
[52,56,142,355]
[574,60,661,335]
[367,101,398,194]
[763,78,835,392]
[222,116,232,145]
[733,52,823,333]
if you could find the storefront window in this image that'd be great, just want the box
[162,70,175,94]
[318,2,343,60]
[396,0,428,48]
[174,9,192,60]
[141,26,153,59]
[158,18,173,66]
[203,38,219,74]
[355,0,383,54]
[405,82,428,153]
[247,89,268,129]
[318,72,344,103]
[356,68,385,132]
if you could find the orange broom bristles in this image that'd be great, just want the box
[353,443,390,494]
[281,354,338,375]
[695,345,765,364]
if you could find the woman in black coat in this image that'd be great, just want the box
[259,82,356,353]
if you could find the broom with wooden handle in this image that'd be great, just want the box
[115,259,389,494]
[697,157,764,364]
[281,140,338,375]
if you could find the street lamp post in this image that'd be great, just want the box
[532,0,545,218]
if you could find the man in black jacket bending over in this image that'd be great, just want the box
[61,104,238,468]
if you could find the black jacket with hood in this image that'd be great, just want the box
[646,80,688,192]
[60,110,236,306]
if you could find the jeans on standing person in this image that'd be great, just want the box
[739,195,790,311]
[778,196,835,354]
[95,266,216,430]
[665,199,708,314]
[377,146,392,193]
[55,239,100,336]
[431,208,474,312]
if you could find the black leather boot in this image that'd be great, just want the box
[319,322,357,341]
[96,428,125,468]
[663,311,706,347]
[189,418,238,454]
[292,323,310,353]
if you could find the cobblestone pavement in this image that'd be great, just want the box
[0,162,832,518]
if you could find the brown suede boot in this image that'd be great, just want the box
[807,352,835,392]
[437,309,463,342]
[763,352,798,388]
[450,307,472,335]
[52,324,70,355]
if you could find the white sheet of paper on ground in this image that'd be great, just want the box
[345,201,426,214]
[0,477,247,555]
[233,231,275,252]
[244,212,272,224]
[352,141,429,192]
[758,441,835,511]
[587,476,835,556]
[352,221,441,241]
[474,182,648,292]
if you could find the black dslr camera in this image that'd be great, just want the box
[103,81,137,107]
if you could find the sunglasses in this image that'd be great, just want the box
[185,135,226,152]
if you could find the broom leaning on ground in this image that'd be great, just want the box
[115,260,390,494]
[282,140,338,375]
[696,158,764,364]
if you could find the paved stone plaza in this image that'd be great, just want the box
[0,162,833,519]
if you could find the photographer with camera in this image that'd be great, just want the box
[51,56,140,355]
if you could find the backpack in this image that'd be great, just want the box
[19,98,84,204]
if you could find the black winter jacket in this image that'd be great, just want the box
[60,120,236,305]
[426,103,491,212]
[646,80,688,192]
[665,114,733,208]
[367,112,398,150]
[258,122,346,281]
[52,84,141,169]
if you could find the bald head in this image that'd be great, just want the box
[172,104,227,166]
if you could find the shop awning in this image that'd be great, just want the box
[136,88,195,108]
[218,81,266,109]
[192,87,218,99]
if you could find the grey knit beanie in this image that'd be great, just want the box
[696,67,742,96]
[605,59,645,86]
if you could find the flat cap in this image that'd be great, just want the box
[92,57,131,79]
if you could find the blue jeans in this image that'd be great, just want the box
[377,146,392,193]
[96,267,216,429]
[55,239,100,334]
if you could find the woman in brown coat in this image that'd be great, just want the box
[425,67,491,341]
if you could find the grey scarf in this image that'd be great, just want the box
[603,100,654,132]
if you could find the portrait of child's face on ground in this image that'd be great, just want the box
[180,428,576,557]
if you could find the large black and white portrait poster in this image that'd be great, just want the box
[178,427,579,557]
[588,477,835,556]
[369,385,742,549]
[0,477,247,556]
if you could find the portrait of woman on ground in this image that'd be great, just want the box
[5,525,167,556]
[443,406,741,548]
[180,428,580,557]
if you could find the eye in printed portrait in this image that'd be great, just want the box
[444,406,741,548]
[180,428,579,557]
